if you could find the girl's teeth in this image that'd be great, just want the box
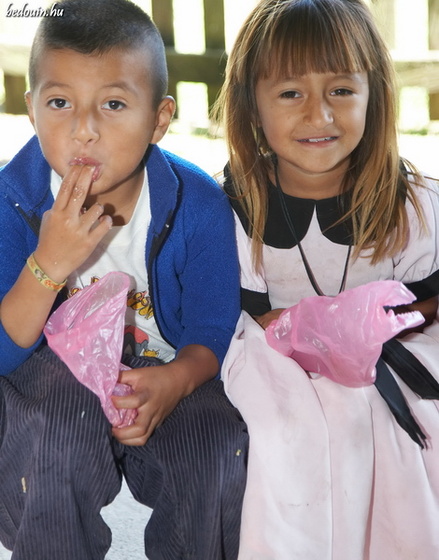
[306,137,333,142]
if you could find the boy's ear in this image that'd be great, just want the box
[150,96,176,144]
[25,91,36,127]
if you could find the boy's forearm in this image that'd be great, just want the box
[0,262,59,348]
[170,344,219,397]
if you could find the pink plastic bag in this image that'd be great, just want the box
[265,280,424,387]
[44,271,137,427]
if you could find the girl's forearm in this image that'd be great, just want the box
[395,295,438,337]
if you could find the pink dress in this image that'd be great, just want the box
[222,178,439,560]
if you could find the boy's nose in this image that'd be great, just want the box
[303,97,334,128]
[71,112,100,144]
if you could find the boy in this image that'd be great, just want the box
[0,1,248,558]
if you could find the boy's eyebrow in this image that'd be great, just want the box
[39,80,72,91]
[38,81,138,93]
[101,81,138,94]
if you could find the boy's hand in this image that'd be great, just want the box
[34,165,112,282]
[111,345,219,446]
[0,165,112,349]
[111,364,186,446]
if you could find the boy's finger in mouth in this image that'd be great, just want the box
[69,157,102,182]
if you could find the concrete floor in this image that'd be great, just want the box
[0,480,151,560]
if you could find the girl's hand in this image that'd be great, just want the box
[255,308,285,329]
[34,164,112,282]
[395,295,438,337]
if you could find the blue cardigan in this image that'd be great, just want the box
[0,136,240,376]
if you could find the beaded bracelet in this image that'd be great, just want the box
[26,253,67,292]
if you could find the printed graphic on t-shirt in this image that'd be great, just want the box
[127,289,153,319]
[124,325,158,358]
[68,278,160,359]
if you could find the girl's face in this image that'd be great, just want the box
[255,71,369,198]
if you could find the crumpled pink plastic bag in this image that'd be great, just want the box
[44,271,137,427]
[265,280,425,387]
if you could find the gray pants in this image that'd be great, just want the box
[0,346,248,560]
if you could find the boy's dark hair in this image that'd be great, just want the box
[29,0,168,106]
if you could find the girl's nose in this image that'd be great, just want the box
[303,96,334,128]
[71,110,100,145]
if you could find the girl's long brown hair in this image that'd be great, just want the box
[213,0,425,269]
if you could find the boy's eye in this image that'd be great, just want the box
[48,98,71,109]
[102,100,126,111]
[280,90,300,99]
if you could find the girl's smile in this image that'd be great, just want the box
[256,71,369,199]
[297,136,338,144]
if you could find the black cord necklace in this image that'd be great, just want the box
[274,163,352,297]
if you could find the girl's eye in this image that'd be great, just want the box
[332,88,353,96]
[102,100,126,111]
[48,98,71,109]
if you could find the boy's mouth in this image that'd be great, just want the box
[69,157,102,182]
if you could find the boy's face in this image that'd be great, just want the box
[26,47,174,206]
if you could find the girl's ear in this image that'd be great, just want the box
[25,91,36,128]
[150,96,176,144]
[254,112,262,128]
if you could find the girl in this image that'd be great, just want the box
[216,0,439,558]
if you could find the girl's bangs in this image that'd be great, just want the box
[256,2,374,80]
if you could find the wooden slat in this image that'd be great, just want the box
[203,0,225,50]
[165,49,226,85]
[4,74,27,114]
[430,93,439,119]
[151,0,174,46]
[394,60,439,93]
[429,0,439,50]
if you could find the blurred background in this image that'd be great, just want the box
[0,0,439,176]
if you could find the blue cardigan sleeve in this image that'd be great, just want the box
[0,189,43,375]
[147,149,241,369]
[175,183,240,365]
[0,138,53,375]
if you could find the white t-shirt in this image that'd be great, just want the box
[50,170,175,362]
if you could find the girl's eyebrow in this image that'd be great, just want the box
[278,73,365,82]
[267,73,368,89]
[334,73,367,83]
